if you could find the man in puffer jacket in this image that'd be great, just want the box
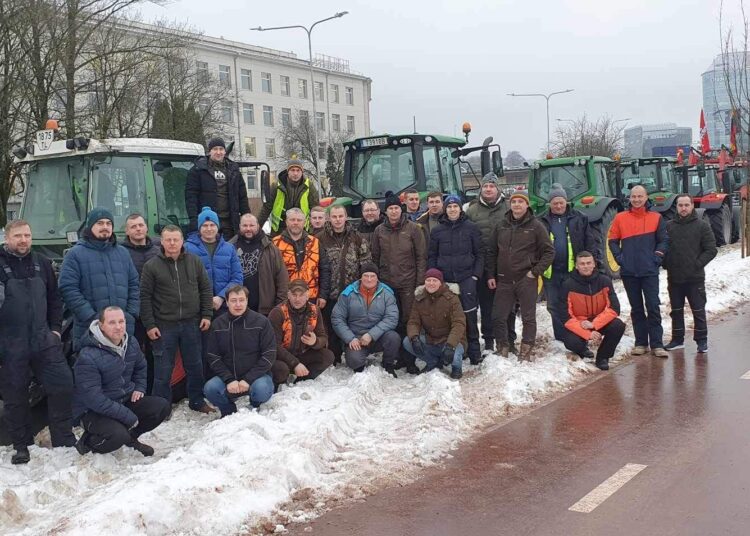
[59,207,140,351]
[404,269,467,379]
[73,307,170,457]
[561,252,625,370]
[428,195,483,364]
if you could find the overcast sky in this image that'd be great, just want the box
[140,0,737,159]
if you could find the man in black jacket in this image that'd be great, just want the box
[122,213,161,276]
[540,185,601,341]
[0,220,76,464]
[662,194,717,353]
[185,137,250,239]
[204,285,276,416]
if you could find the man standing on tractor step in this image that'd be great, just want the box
[608,185,669,358]
[662,194,717,353]
[0,220,76,464]
[259,158,321,236]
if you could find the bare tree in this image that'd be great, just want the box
[552,114,626,158]
[719,0,750,155]
[277,109,320,181]
[504,150,527,168]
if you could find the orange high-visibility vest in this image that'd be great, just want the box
[279,302,319,349]
[273,234,321,300]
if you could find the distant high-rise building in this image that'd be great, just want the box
[703,53,749,152]
[624,123,692,158]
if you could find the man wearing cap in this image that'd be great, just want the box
[186,137,250,240]
[60,207,140,352]
[371,194,427,373]
[465,173,515,353]
[357,199,385,249]
[268,280,334,387]
[416,191,444,244]
[487,191,554,361]
[331,262,401,376]
[404,268,467,379]
[428,195,483,364]
[259,158,321,236]
[540,184,601,342]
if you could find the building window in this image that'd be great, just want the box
[245,169,257,190]
[315,81,324,101]
[315,112,325,132]
[243,103,254,124]
[332,114,340,132]
[265,138,276,158]
[261,72,272,93]
[345,86,354,105]
[281,108,291,128]
[221,101,233,123]
[244,136,256,157]
[299,110,310,125]
[330,84,339,103]
[196,61,209,83]
[346,115,355,133]
[263,105,274,127]
[298,78,308,99]
[241,69,252,90]
[219,65,231,87]
[280,75,290,96]
[318,141,327,159]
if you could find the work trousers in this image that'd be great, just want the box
[344,330,402,370]
[492,277,539,346]
[543,271,569,341]
[321,298,343,364]
[668,279,708,343]
[477,278,517,344]
[622,275,663,349]
[272,348,335,385]
[563,318,626,363]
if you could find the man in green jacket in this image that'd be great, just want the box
[258,158,321,236]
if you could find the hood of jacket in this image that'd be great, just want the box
[83,320,129,359]
[122,235,158,251]
[79,229,117,249]
[414,282,460,301]
[193,155,239,173]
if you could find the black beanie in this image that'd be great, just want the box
[86,207,114,231]
[384,194,401,210]
[207,137,226,151]
[360,261,379,277]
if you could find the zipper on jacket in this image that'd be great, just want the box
[173,260,183,319]
[231,316,238,380]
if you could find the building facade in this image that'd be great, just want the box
[702,53,749,153]
[624,123,692,158]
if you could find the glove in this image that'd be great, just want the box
[411,336,425,356]
[441,345,455,366]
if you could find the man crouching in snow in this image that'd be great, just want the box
[403,268,467,379]
[204,285,277,416]
[73,307,170,456]
[560,251,625,371]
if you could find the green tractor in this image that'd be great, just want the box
[339,130,504,217]
[616,157,682,220]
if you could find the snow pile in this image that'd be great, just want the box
[1,245,748,535]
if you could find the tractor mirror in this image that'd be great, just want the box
[492,151,505,177]
[698,164,706,178]
[225,140,235,156]
[261,169,271,203]
[630,161,639,175]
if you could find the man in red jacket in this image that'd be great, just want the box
[561,251,626,370]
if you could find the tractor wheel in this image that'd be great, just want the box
[598,207,620,279]
[707,204,732,247]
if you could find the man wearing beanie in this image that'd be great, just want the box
[540,184,600,342]
[371,193,427,374]
[186,137,250,240]
[60,207,140,352]
[486,191,554,361]
[428,195,483,364]
[404,268,467,379]
[258,157,321,236]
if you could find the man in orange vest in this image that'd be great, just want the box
[268,279,334,387]
[272,208,331,309]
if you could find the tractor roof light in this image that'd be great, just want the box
[462,122,472,134]
[545,152,554,160]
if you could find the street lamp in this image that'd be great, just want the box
[250,11,349,191]
[556,118,577,156]
[508,89,574,153]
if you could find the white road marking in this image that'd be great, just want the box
[741,370,750,380]
[569,463,647,513]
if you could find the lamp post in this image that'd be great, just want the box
[556,118,577,156]
[508,89,574,153]
[250,11,349,191]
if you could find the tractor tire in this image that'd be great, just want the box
[598,206,620,279]
[707,204,732,247]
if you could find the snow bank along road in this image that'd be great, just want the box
[1,245,749,536]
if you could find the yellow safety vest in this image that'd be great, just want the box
[543,231,574,279]
[270,178,311,232]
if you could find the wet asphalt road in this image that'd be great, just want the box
[289,308,750,536]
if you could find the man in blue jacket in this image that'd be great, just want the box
[59,207,140,351]
[73,306,170,456]
[331,262,401,376]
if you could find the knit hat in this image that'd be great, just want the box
[287,158,304,172]
[481,172,498,186]
[384,194,402,210]
[548,184,568,202]
[198,206,220,228]
[510,191,530,206]
[86,207,114,231]
[288,279,309,292]
[207,137,225,151]
[444,195,462,208]
[360,261,379,277]
[424,268,444,283]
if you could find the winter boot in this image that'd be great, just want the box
[566,352,580,362]
[519,343,535,362]
[582,348,595,359]
[483,339,495,352]
[128,438,155,457]
[652,347,668,359]
[509,342,519,356]
[11,447,30,465]
[383,364,398,378]
[75,432,92,455]
[595,359,610,371]
[631,345,648,356]
[499,345,510,358]
[450,367,463,380]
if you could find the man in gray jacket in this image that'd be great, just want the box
[331,262,401,376]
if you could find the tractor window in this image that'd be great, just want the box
[594,164,611,197]
[533,164,588,201]
[621,163,659,194]
[153,158,194,231]
[662,166,679,193]
[687,170,717,196]
[350,146,416,197]
[438,146,462,195]
[422,146,441,192]
[90,156,147,233]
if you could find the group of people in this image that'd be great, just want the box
[0,139,718,465]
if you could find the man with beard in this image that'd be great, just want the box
[230,213,288,315]
[259,158,321,236]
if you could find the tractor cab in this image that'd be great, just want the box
[615,157,680,217]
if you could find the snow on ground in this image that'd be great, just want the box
[1,245,749,536]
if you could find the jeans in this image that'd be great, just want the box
[668,279,708,343]
[151,319,206,409]
[543,271,569,341]
[402,335,465,373]
[203,374,274,416]
[622,275,663,348]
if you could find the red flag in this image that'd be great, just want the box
[688,148,699,166]
[730,109,738,156]
[676,147,684,165]
[700,109,711,154]
[718,147,730,170]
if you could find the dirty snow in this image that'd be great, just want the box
[1,245,749,536]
